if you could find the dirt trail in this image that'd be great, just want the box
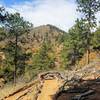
[2,72,64,100]
[4,79,63,100]
[37,79,63,100]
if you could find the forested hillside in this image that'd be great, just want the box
[0,0,100,99]
[0,14,100,82]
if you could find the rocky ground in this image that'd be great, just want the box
[0,61,100,100]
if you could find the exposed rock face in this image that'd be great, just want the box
[0,52,5,60]
[0,78,5,88]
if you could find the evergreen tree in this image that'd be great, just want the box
[31,40,55,77]
[62,19,86,68]
[76,0,100,64]
[0,7,8,23]
[92,26,100,50]
[3,12,33,84]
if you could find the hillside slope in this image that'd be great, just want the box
[0,24,66,49]
[19,24,66,50]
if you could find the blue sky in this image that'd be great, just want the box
[0,0,100,31]
[1,0,32,6]
[0,0,78,31]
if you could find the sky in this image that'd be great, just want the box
[0,0,100,31]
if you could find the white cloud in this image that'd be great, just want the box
[5,0,79,31]
[96,11,100,26]
[1,0,100,31]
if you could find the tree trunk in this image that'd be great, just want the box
[14,32,18,85]
[86,30,91,65]
[86,3,91,65]
[86,49,90,64]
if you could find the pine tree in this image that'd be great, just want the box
[62,19,86,68]
[92,26,100,50]
[76,0,100,64]
[4,12,33,84]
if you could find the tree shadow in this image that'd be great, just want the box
[53,77,100,100]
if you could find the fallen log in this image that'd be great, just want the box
[2,79,38,99]
[16,90,30,100]
[72,90,95,100]
[66,87,89,93]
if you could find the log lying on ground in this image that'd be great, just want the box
[72,90,95,100]
[66,87,89,93]
[16,89,30,100]
[54,77,100,100]
[2,79,38,99]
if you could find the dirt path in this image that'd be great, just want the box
[2,79,63,100]
[37,79,63,100]
[2,72,64,100]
